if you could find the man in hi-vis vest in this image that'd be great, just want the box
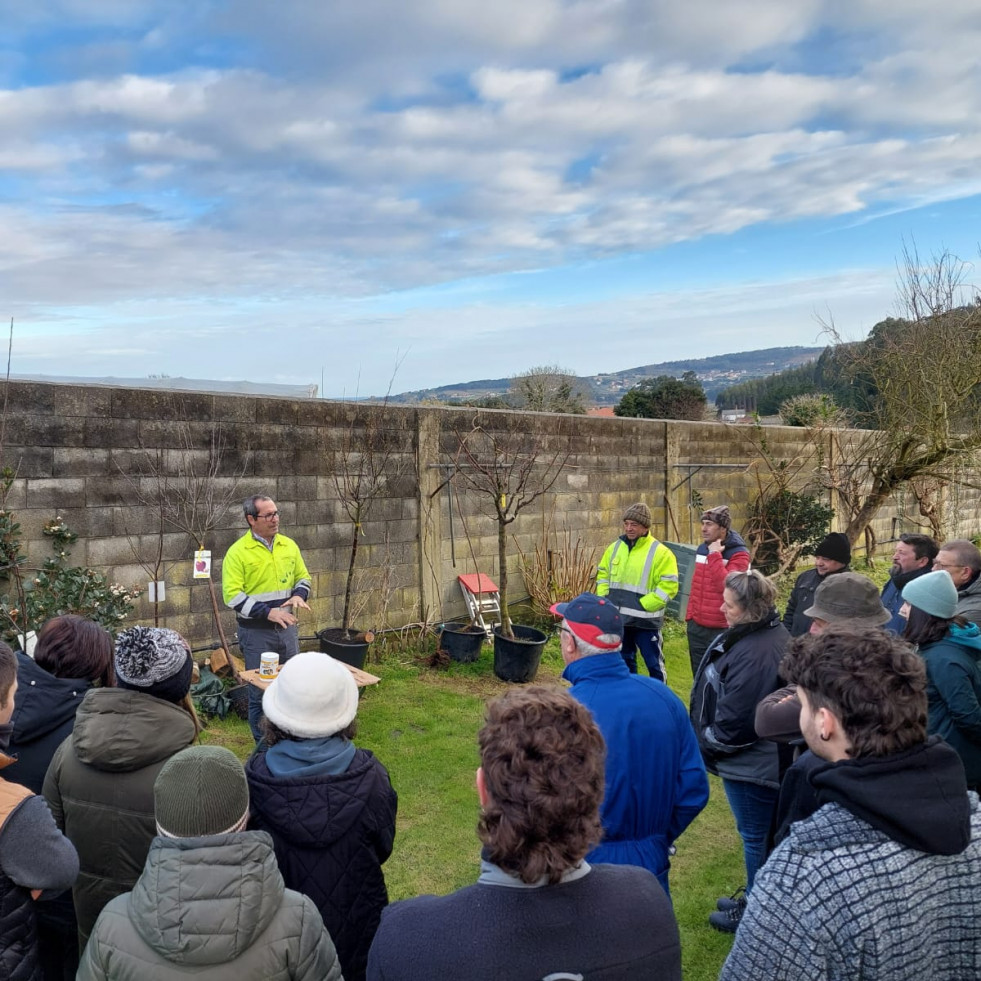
[596,503,678,682]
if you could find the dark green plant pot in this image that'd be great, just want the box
[492,625,547,683]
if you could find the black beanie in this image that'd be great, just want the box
[814,532,850,565]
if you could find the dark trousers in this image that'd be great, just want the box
[237,619,300,741]
[687,620,722,679]
[620,624,665,682]
[37,891,78,981]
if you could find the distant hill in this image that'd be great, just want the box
[389,346,825,406]
[6,373,319,399]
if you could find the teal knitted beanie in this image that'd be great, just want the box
[901,570,958,620]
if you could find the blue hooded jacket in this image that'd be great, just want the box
[920,622,981,786]
[563,653,708,893]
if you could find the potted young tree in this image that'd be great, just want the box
[319,404,409,668]
[450,415,571,682]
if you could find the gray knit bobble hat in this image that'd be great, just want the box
[154,746,250,838]
[902,570,959,621]
[622,502,652,528]
[115,626,194,703]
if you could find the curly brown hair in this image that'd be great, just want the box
[477,686,605,885]
[780,625,927,758]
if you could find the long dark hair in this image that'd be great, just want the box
[903,606,969,648]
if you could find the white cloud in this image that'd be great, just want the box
[2,1,981,390]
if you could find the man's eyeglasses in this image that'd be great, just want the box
[933,560,962,571]
[256,511,279,520]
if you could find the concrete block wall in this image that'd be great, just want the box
[1,380,978,649]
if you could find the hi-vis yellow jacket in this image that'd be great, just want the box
[222,532,311,621]
[596,534,679,627]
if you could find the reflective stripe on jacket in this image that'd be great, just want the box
[597,534,679,626]
[222,532,311,621]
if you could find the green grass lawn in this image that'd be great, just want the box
[201,560,893,977]
[202,615,744,980]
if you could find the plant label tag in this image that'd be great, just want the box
[193,550,211,579]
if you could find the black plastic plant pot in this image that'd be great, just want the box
[439,625,485,663]
[492,625,547,683]
[317,627,370,670]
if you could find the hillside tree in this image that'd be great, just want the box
[508,365,589,414]
[615,372,706,420]
[822,243,981,545]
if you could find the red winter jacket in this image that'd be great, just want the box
[685,532,751,629]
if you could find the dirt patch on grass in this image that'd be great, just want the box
[413,661,567,699]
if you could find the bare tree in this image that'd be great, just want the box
[742,419,834,575]
[821,242,981,545]
[448,414,571,636]
[120,407,251,645]
[119,446,168,625]
[509,365,590,414]
[327,404,414,636]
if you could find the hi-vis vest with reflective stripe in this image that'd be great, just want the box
[596,535,679,624]
[222,531,311,620]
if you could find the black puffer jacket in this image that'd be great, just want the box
[690,611,789,788]
[0,757,79,981]
[7,652,93,795]
[246,747,397,981]
[0,778,42,981]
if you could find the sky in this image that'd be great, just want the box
[2,1,981,397]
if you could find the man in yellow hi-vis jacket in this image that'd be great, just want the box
[596,503,679,682]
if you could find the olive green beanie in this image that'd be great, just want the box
[154,745,250,838]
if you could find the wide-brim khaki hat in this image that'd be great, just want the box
[804,572,891,626]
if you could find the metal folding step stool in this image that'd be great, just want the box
[457,573,501,640]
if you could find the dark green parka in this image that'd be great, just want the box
[43,688,197,946]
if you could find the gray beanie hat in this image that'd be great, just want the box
[114,626,193,703]
[154,746,250,838]
[902,570,958,620]
[263,651,358,738]
[701,505,731,530]
[622,502,652,528]
[804,573,890,626]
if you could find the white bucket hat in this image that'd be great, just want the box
[262,651,358,738]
